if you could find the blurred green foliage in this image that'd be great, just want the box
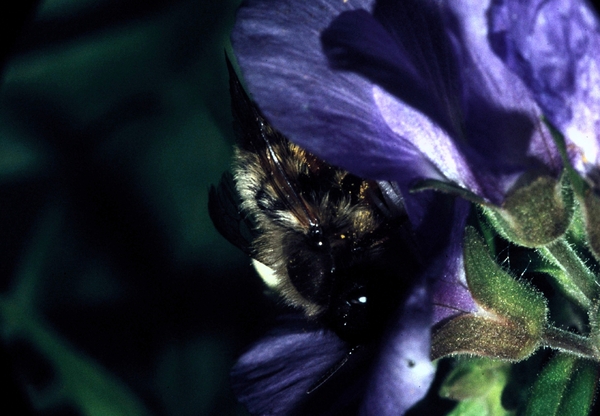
[0,0,273,414]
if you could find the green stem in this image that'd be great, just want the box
[543,326,599,361]
[537,237,597,309]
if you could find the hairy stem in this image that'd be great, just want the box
[543,326,599,361]
[538,237,596,309]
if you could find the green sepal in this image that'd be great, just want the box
[537,238,595,310]
[432,227,548,361]
[588,302,600,354]
[464,227,548,330]
[525,354,598,416]
[431,314,541,361]
[543,118,587,197]
[582,191,600,263]
[533,264,591,311]
[441,358,512,416]
[411,179,488,205]
[566,197,587,247]
[543,119,600,262]
[482,172,573,247]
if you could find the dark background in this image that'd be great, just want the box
[0,0,273,414]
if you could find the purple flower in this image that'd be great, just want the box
[230,0,564,414]
[488,0,600,184]
[231,285,435,415]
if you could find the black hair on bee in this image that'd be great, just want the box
[209,57,421,345]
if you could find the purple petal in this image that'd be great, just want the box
[323,0,562,204]
[488,0,600,178]
[231,317,351,415]
[321,7,456,136]
[231,0,446,224]
[361,279,435,415]
[372,86,481,195]
[446,0,563,179]
[231,0,383,173]
[234,0,562,210]
[428,198,477,323]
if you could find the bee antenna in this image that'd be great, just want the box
[306,345,361,395]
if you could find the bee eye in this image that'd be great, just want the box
[325,282,370,343]
[351,295,367,305]
[283,230,334,306]
[309,225,326,249]
[345,285,368,307]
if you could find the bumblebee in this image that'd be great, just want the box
[209,58,420,344]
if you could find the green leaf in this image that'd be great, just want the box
[449,399,511,416]
[441,358,512,416]
[556,359,598,415]
[0,206,150,416]
[525,354,598,416]
[29,322,151,416]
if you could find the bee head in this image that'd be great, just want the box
[284,225,334,310]
[283,224,416,344]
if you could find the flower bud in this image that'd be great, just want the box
[431,314,543,361]
[483,173,573,247]
[432,227,548,361]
